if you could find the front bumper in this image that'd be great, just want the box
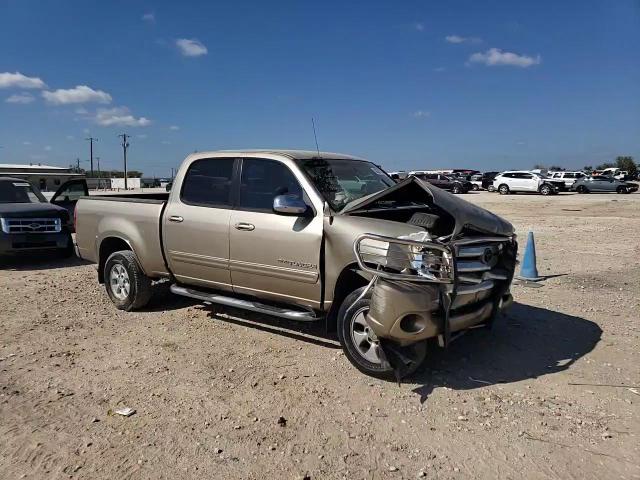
[0,231,71,255]
[355,234,517,346]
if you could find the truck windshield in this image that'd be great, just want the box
[0,180,47,204]
[296,158,395,211]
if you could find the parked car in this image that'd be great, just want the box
[469,174,483,191]
[481,172,500,191]
[410,173,471,194]
[0,177,87,257]
[75,150,517,379]
[573,175,638,194]
[548,171,587,189]
[492,171,560,195]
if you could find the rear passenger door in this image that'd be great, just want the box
[162,157,237,291]
[228,158,323,309]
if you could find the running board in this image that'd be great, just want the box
[170,284,322,322]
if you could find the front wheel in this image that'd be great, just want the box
[540,184,552,195]
[104,250,152,311]
[472,184,480,191]
[616,186,628,194]
[451,184,462,194]
[337,287,426,380]
[498,184,510,195]
[576,185,588,194]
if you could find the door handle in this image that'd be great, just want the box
[234,222,255,231]
[169,215,184,223]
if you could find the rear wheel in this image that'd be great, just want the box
[452,183,462,194]
[337,287,425,380]
[498,184,510,195]
[472,184,480,191]
[616,186,627,194]
[576,185,588,194]
[539,184,552,195]
[104,250,152,311]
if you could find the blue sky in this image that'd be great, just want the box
[1,0,639,176]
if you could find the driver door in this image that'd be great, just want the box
[229,158,323,310]
[50,179,88,230]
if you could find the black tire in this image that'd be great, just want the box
[616,186,627,194]
[472,184,480,191]
[576,185,588,194]
[104,250,152,311]
[60,234,75,258]
[498,184,510,195]
[336,287,426,380]
[539,184,552,196]
[451,184,462,194]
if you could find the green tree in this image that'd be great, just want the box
[596,162,615,170]
[615,156,637,178]
[583,165,593,173]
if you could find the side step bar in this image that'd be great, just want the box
[170,284,322,322]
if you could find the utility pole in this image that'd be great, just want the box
[76,157,80,172]
[85,137,98,176]
[96,156,101,189]
[118,133,130,189]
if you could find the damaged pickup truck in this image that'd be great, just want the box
[75,150,517,379]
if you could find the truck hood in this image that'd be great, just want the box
[0,202,67,218]
[340,176,514,237]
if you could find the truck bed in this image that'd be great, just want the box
[75,195,170,277]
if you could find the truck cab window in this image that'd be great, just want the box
[181,158,234,207]
[239,158,303,211]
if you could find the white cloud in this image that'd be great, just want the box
[42,85,112,105]
[137,134,148,139]
[468,48,541,67]
[94,106,151,127]
[6,92,35,104]
[176,38,208,57]
[445,35,482,44]
[0,72,46,89]
[414,23,425,32]
[413,110,431,118]
[75,107,88,114]
[44,145,52,151]
[23,141,31,146]
[30,154,46,160]
[434,67,446,72]
[169,125,180,130]
[161,140,171,145]
[66,135,75,140]
[142,12,155,23]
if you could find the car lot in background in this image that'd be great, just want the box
[574,175,638,194]
[409,172,471,193]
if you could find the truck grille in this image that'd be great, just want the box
[0,217,62,234]
[452,239,513,309]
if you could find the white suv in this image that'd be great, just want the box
[548,171,586,189]
[493,171,557,195]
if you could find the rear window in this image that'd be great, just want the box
[181,158,235,207]
[0,180,46,204]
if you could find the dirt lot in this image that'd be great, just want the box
[1,191,639,479]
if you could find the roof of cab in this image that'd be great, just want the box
[191,149,367,161]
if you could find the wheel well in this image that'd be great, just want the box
[326,264,370,332]
[98,237,131,283]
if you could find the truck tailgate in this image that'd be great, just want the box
[75,196,169,277]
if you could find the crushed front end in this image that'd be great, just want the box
[354,231,517,348]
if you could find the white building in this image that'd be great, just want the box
[0,163,84,192]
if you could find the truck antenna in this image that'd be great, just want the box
[311,117,321,157]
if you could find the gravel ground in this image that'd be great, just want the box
[1,191,638,479]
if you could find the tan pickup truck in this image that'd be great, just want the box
[76,150,517,379]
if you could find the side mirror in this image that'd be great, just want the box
[273,194,309,216]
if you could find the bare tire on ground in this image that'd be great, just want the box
[337,286,426,380]
[498,184,510,195]
[104,250,152,311]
